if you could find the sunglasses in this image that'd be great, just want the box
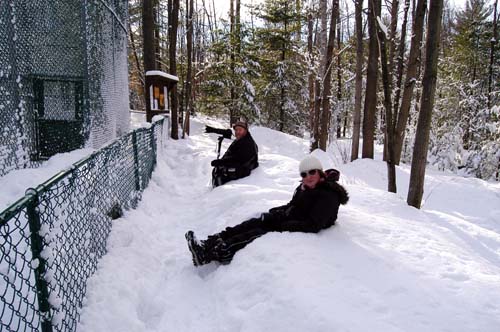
[300,169,318,178]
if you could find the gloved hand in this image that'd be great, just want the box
[211,159,223,167]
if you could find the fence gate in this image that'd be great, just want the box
[33,77,86,159]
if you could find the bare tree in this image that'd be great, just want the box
[168,0,180,139]
[350,0,364,161]
[229,0,236,125]
[311,0,329,150]
[143,0,156,124]
[377,1,397,193]
[319,0,339,151]
[362,0,381,158]
[394,0,427,164]
[488,0,498,109]
[201,0,216,44]
[143,0,156,72]
[183,0,194,138]
[388,0,400,80]
[307,10,315,132]
[393,0,411,118]
[336,4,342,139]
[407,0,444,208]
[381,0,399,162]
[154,2,162,70]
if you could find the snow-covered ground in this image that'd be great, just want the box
[74,116,500,332]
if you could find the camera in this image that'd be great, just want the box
[205,125,232,139]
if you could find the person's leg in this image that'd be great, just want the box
[186,217,268,266]
[212,167,222,187]
[219,217,264,240]
[212,166,231,187]
[213,217,268,264]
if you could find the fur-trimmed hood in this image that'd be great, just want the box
[323,180,349,205]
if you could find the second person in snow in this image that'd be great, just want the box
[210,120,259,187]
[187,155,349,266]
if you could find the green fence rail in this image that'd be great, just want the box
[0,117,168,332]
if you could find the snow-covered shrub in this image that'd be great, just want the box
[429,127,464,172]
[463,141,500,180]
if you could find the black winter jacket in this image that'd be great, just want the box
[265,178,349,233]
[216,132,259,177]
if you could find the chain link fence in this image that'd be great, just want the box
[0,118,168,332]
[0,0,129,177]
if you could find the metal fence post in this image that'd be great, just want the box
[26,189,53,332]
[150,125,157,172]
[132,131,141,191]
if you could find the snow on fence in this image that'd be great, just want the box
[0,0,129,177]
[0,118,168,332]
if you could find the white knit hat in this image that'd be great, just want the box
[299,155,323,173]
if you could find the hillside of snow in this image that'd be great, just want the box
[77,116,500,332]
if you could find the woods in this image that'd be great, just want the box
[129,0,499,207]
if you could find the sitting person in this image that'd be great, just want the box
[186,155,349,266]
[211,121,259,187]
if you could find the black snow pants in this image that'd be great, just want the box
[215,217,269,263]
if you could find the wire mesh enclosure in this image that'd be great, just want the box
[0,118,168,332]
[0,0,130,177]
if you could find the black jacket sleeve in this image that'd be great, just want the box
[279,191,340,233]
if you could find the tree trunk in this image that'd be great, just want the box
[318,0,328,67]
[168,0,180,139]
[336,6,342,139]
[407,0,443,209]
[183,0,193,138]
[236,0,241,54]
[311,0,328,151]
[311,79,322,150]
[394,0,427,164]
[319,0,339,151]
[143,0,156,72]
[361,0,381,159]
[393,0,410,121]
[382,0,399,162]
[388,0,400,80]
[377,3,397,193]
[280,48,286,132]
[351,0,363,161]
[308,12,314,132]
[143,0,155,124]
[229,0,236,125]
[488,0,498,109]
[153,2,161,70]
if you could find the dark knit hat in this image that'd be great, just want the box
[232,121,248,130]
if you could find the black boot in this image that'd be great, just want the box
[185,231,210,266]
[203,234,224,251]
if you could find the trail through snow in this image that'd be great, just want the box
[78,117,500,332]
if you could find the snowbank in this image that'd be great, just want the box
[77,116,500,332]
[0,148,93,210]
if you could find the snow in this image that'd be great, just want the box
[75,116,500,332]
[0,148,93,210]
[145,70,179,82]
[376,16,388,37]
